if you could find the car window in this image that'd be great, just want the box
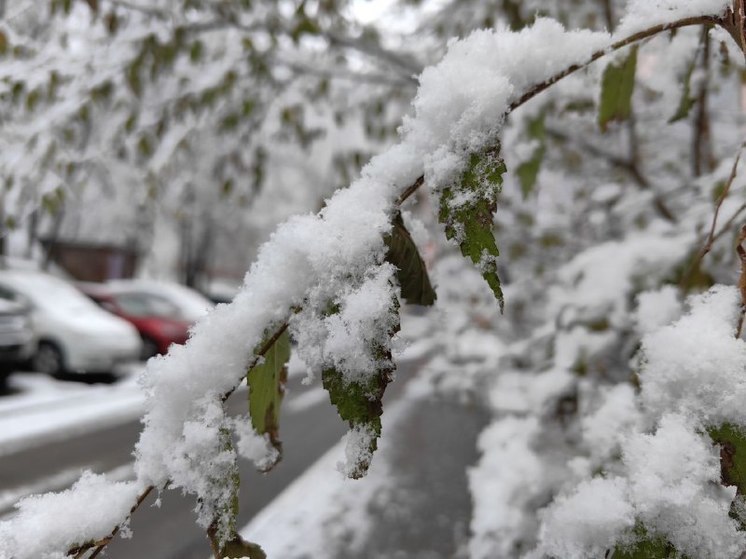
[114,292,182,318]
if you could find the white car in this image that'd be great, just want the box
[0,270,142,376]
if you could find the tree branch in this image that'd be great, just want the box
[61,10,738,559]
[693,26,715,177]
[682,145,745,291]
[509,15,722,112]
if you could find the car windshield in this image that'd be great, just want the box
[114,292,183,319]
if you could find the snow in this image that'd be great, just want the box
[623,413,742,558]
[635,285,682,335]
[409,19,610,189]
[241,395,409,558]
[468,417,546,559]
[0,472,142,559]
[232,417,279,472]
[640,286,746,426]
[616,0,730,37]
[2,0,742,556]
[0,373,144,457]
[537,477,635,559]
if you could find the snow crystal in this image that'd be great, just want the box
[290,263,399,383]
[232,417,280,472]
[337,425,376,478]
[635,285,682,335]
[0,472,141,559]
[640,286,746,425]
[581,383,640,463]
[537,477,635,559]
[623,413,743,558]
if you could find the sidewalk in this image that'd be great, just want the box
[243,375,489,559]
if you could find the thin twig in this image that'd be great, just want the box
[693,26,714,177]
[221,322,289,403]
[396,176,425,206]
[70,485,155,559]
[682,146,745,290]
[736,224,746,338]
[509,15,721,112]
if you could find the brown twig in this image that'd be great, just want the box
[221,322,289,403]
[693,26,715,177]
[736,224,746,338]
[682,147,745,290]
[70,485,155,559]
[509,16,721,112]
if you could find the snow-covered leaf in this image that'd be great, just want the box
[321,294,399,479]
[438,147,506,310]
[219,534,267,559]
[709,423,746,496]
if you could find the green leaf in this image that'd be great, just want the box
[668,52,697,123]
[220,535,267,559]
[612,524,681,559]
[613,537,679,559]
[205,427,241,551]
[709,423,746,495]
[515,113,546,198]
[438,147,506,310]
[322,295,399,479]
[247,330,290,463]
[598,46,638,132]
[322,366,389,479]
[384,212,436,306]
[291,18,320,43]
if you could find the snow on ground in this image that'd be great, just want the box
[0,368,145,456]
[240,390,410,557]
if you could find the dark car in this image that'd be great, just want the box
[78,283,192,360]
[0,292,37,385]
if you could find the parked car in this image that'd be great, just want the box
[0,289,37,385]
[0,270,142,376]
[80,280,214,359]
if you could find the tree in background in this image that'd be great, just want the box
[0,0,419,285]
[5,1,746,558]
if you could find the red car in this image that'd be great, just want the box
[78,283,192,359]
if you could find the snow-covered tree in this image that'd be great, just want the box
[5,1,746,558]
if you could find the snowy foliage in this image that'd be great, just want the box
[4,0,746,558]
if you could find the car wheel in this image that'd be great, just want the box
[33,342,65,376]
[141,337,160,360]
